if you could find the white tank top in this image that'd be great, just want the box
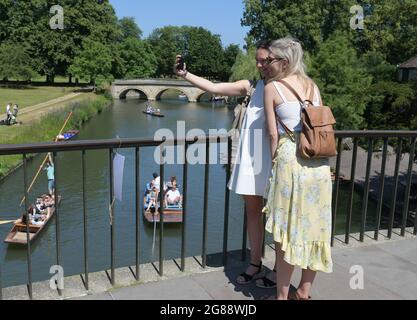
[273,81,320,134]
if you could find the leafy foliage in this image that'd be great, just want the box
[148,26,239,80]
[242,0,417,131]
[229,46,260,82]
[69,38,113,86]
[0,42,35,81]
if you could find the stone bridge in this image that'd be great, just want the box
[110,79,208,102]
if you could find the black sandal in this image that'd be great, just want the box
[236,262,262,285]
[255,268,277,288]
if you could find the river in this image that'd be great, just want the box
[0,92,392,288]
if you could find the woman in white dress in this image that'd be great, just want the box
[174,41,277,287]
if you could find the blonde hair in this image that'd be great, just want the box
[268,36,311,88]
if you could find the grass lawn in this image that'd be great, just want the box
[0,94,110,178]
[0,86,76,112]
[0,93,97,142]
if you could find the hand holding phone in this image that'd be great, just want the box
[176,55,185,71]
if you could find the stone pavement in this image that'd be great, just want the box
[2,228,416,300]
[73,230,417,301]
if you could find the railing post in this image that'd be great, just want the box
[331,138,343,246]
[0,262,2,300]
[23,154,33,299]
[222,136,231,265]
[388,139,402,238]
[241,205,248,261]
[135,147,140,280]
[52,152,62,296]
[201,137,210,268]
[81,150,89,290]
[375,139,388,240]
[401,138,416,236]
[346,138,358,244]
[181,142,189,271]
[109,148,115,285]
[360,139,373,242]
[159,146,165,276]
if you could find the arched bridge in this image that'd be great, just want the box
[110,79,208,102]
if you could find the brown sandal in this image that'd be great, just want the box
[236,262,262,285]
[288,291,311,300]
[255,268,277,288]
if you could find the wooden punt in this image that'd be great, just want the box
[143,206,183,223]
[142,110,165,117]
[4,196,61,245]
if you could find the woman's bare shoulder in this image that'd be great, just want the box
[264,81,277,94]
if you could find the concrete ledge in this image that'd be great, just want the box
[1,227,416,300]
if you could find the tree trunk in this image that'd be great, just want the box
[69,74,72,84]
[46,75,55,84]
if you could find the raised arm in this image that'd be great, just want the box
[264,82,279,158]
[174,55,251,97]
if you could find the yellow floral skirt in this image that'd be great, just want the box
[263,134,333,273]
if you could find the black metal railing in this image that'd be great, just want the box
[0,130,416,299]
[331,131,417,246]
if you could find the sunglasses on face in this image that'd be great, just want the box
[256,56,285,66]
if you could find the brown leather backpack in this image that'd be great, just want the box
[275,79,337,159]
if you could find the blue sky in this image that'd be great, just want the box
[109,0,249,48]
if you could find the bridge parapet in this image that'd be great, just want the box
[111,79,207,102]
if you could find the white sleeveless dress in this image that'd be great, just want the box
[228,80,272,197]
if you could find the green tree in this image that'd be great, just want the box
[1,0,120,82]
[149,26,230,79]
[148,26,183,77]
[364,81,417,130]
[118,38,157,79]
[220,44,242,81]
[0,42,35,81]
[229,46,260,82]
[309,32,372,130]
[352,0,417,65]
[69,38,113,87]
[118,17,143,40]
[360,51,397,83]
[185,27,227,79]
[241,0,352,52]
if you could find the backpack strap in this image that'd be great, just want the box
[275,115,296,142]
[231,80,256,131]
[274,79,314,143]
[277,79,316,107]
[240,80,256,107]
[272,81,288,103]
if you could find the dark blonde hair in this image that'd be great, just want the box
[268,36,311,88]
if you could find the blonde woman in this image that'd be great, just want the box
[263,37,333,300]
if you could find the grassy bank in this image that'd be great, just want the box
[0,95,111,179]
[0,86,76,111]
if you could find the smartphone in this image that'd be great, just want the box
[177,56,185,70]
